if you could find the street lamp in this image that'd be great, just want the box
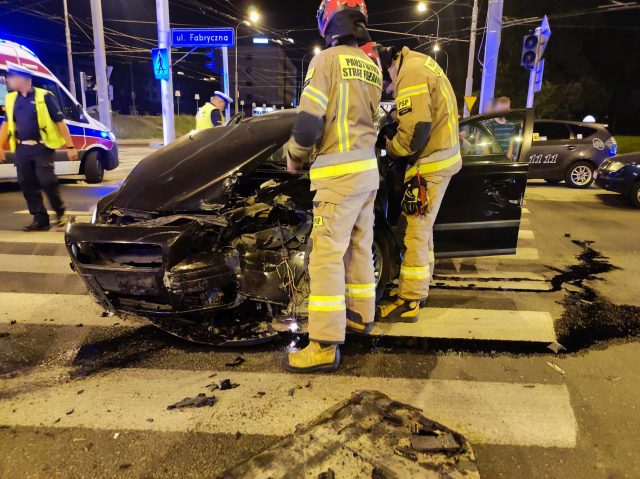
[235,9,261,114]
[434,46,448,74]
[417,1,427,12]
[299,47,322,104]
[313,46,322,55]
[416,2,440,60]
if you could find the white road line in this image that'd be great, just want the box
[518,229,535,241]
[0,367,576,448]
[475,247,540,261]
[0,292,138,326]
[433,279,551,292]
[433,271,547,281]
[374,308,556,342]
[14,209,92,216]
[0,254,72,274]
[522,208,531,214]
[1,292,555,343]
[0,229,64,244]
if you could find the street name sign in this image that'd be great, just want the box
[171,28,235,48]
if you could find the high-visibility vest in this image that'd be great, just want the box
[4,87,66,152]
[195,102,225,130]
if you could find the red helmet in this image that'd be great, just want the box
[360,42,379,61]
[317,0,368,39]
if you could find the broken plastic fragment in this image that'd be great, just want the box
[167,393,217,410]
[225,356,245,367]
[218,379,239,390]
[411,433,460,453]
[546,362,566,375]
[113,432,120,439]
[547,342,567,354]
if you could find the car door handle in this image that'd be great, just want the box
[566,145,577,151]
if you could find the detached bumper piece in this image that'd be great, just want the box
[66,221,240,316]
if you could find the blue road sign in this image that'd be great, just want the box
[171,28,235,48]
[151,48,170,80]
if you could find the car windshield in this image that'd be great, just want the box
[460,111,527,161]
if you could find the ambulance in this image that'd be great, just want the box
[0,39,118,183]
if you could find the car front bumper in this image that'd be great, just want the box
[595,170,633,195]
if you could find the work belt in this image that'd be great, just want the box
[310,149,378,180]
[404,145,462,181]
[17,140,42,146]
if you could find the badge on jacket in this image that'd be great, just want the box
[397,97,413,116]
[313,215,324,227]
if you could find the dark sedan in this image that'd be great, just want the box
[595,152,640,208]
[64,109,534,345]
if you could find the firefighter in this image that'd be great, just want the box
[282,0,382,373]
[195,91,232,130]
[0,62,77,231]
[374,45,462,322]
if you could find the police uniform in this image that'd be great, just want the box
[283,45,382,369]
[4,86,67,228]
[380,46,461,320]
[195,91,231,130]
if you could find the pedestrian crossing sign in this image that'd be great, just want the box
[151,48,170,81]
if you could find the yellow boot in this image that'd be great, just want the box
[377,297,420,323]
[282,341,340,373]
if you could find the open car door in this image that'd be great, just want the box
[433,109,534,258]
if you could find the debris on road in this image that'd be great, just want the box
[66,409,74,415]
[547,342,567,354]
[77,389,84,395]
[546,362,566,375]
[10,320,16,325]
[167,393,217,410]
[75,323,84,328]
[113,433,120,439]
[0,332,10,338]
[218,379,239,390]
[225,356,245,367]
[223,390,479,478]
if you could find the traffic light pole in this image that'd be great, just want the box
[526,57,537,109]
[463,0,479,117]
[479,0,504,114]
[89,0,111,130]
[63,0,76,99]
[156,0,175,144]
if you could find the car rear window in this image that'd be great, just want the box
[534,122,571,141]
[570,125,597,139]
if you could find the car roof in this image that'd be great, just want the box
[534,119,608,130]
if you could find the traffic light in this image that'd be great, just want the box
[521,33,538,70]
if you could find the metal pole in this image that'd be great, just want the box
[222,46,231,121]
[63,0,76,98]
[234,25,239,115]
[89,0,111,129]
[526,61,537,109]
[479,0,504,114]
[463,0,479,117]
[155,0,175,144]
[79,72,87,110]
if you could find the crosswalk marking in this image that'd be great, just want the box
[433,278,551,292]
[518,229,535,240]
[522,208,531,214]
[0,253,72,273]
[13,209,92,216]
[0,229,64,244]
[0,367,577,448]
[374,308,556,342]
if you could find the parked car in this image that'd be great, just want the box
[526,119,616,188]
[595,152,640,208]
[65,109,534,345]
[0,39,118,183]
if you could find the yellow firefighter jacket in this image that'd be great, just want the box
[289,44,382,200]
[387,47,461,180]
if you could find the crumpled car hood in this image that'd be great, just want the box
[113,111,296,213]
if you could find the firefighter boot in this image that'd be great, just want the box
[377,297,420,323]
[346,310,374,335]
[282,341,341,373]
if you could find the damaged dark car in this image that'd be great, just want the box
[65,109,534,345]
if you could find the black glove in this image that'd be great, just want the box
[401,173,429,216]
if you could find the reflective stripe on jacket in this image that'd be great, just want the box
[195,102,225,130]
[388,47,460,175]
[4,88,66,152]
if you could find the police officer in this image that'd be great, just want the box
[374,45,462,322]
[0,62,77,231]
[195,91,232,130]
[282,0,382,373]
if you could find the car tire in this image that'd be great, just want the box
[373,228,395,301]
[545,179,563,184]
[565,161,594,189]
[630,182,640,209]
[83,151,104,184]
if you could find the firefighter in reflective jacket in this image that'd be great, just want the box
[375,45,462,322]
[282,0,381,373]
[195,91,232,130]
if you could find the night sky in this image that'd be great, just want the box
[1,0,639,132]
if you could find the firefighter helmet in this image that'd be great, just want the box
[317,0,370,46]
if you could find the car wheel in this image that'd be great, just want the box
[373,229,394,301]
[83,151,104,184]
[545,179,563,184]
[630,182,640,209]
[565,161,594,189]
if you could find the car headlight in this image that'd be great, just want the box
[606,161,626,173]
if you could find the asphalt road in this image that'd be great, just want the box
[0,147,638,478]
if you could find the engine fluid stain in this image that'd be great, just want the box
[552,240,640,350]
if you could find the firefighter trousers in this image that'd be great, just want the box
[308,189,377,344]
[398,173,453,301]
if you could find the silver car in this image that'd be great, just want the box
[527,120,617,188]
